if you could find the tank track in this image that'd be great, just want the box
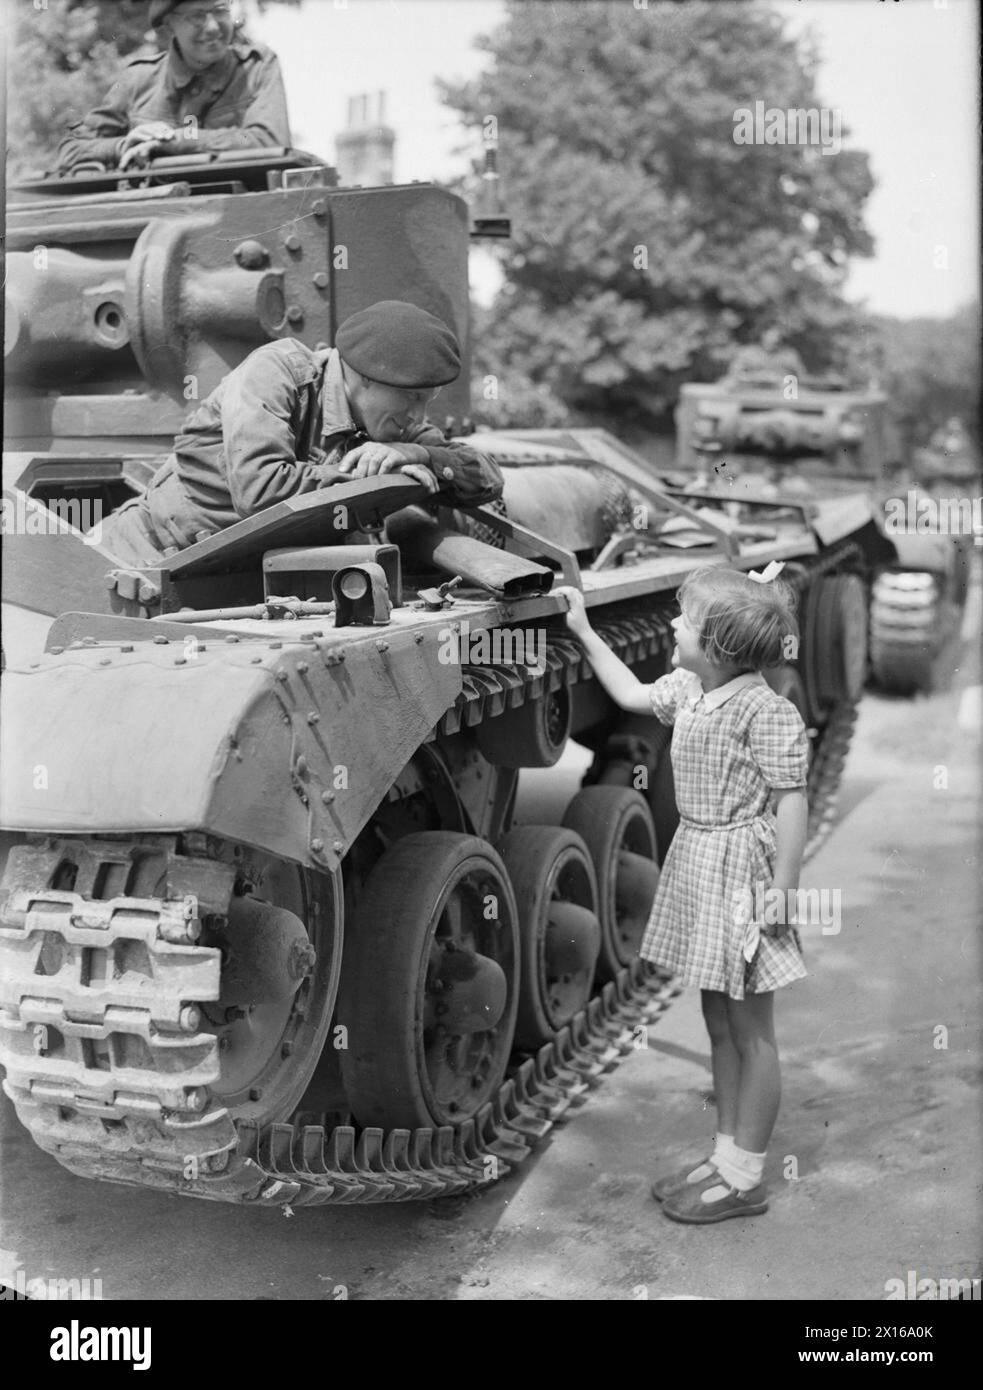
[869,569,946,694]
[0,550,860,1204]
[788,541,865,859]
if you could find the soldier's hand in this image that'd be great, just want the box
[119,122,177,152]
[397,463,439,493]
[337,442,430,477]
[118,124,177,171]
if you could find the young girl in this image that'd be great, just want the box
[556,563,809,1224]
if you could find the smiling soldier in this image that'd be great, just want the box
[98,301,504,567]
[57,0,291,174]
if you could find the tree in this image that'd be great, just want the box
[851,303,981,457]
[5,0,300,180]
[441,0,875,431]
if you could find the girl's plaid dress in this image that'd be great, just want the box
[639,668,809,998]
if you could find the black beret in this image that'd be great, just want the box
[335,301,461,388]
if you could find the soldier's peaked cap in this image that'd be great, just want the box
[149,1,197,25]
[335,301,461,389]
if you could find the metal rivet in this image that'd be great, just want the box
[414,633,424,644]
[286,305,303,324]
[307,711,319,723]
[269,641,282,649]
[310,838,324,852]
[175,657,186,665]
[297,662,309,673]
[99,658,111,666]
[251,656,262,663]
[153,635,169,645]
[283,233,301,251]
[233,238,269,269]
[321,790,334,804]
[225,635,239,644]
[312,271,329,288]
[332,840,344,854]
[311,199,327,218]
[376,640,389,652]
[275,671,288,683]
[121,644,134,653]
[49,646,64,655]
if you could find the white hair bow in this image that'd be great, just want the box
[747,560,786,584]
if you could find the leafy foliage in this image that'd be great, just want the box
[852,303,981,455]
[442,0,876,430]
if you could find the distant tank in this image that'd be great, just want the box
[0,151,901,1205]
[675,355,973,694]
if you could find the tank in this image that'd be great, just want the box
[1,152,896,1205]
[675,357,974,694]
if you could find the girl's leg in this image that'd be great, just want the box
[701,989,740,1137]
[725,990,780,1153]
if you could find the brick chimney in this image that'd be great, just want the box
[335,92,395,187]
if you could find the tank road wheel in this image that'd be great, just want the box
[869,571,947,694]
[803,573,868,719]
[338,832,520,1131]
[498,826,601,1050]
[476,686,571,768]
[562,787,659,982]
[203,856,342,1126]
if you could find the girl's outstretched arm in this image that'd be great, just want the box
[771,786,808,898]
[555,586,654,715]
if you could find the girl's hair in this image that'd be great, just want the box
[676,566,799,671]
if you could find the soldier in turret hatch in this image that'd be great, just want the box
[57,1,290,175]
[98,301,505,568]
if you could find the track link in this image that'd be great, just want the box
[0,553,860,1203]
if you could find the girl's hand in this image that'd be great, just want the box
[762,883,798,937]
[554,585,591,638]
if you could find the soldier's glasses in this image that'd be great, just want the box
[172,4,233,31]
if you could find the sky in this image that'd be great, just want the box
[247,0,981,319]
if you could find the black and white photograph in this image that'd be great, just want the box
[0,0,980,1335]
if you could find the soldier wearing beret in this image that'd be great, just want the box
[57,1,290,174]
[99,301,505,566]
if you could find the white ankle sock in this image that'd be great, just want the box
[681,1132,735,1186]
[714,1142,766,1193]
[714,1132,736,1164]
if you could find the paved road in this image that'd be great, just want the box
[2,576,979,1301]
